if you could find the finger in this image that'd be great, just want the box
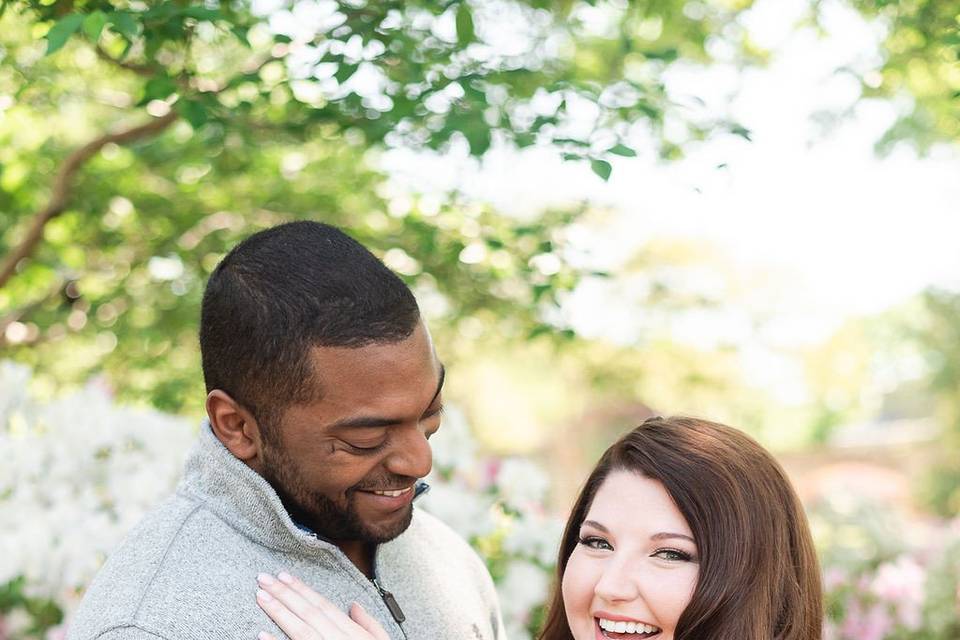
[257,633,279,640]
[277,573,361,636]
[258,575,341,635]
[350,603,391,640]
[278,573,338,611]
[256,588,318,640]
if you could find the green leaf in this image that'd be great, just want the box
[456,3,475,45]
[590,159,612,181]
[528,324,552,340]
[335,63,359,84]
[230,26,251,47]
[644,48,678,62]
[729,124,752,141]
[553,137,590,147]
[140,75,177,104]
[45,13,84,55]
[463,124,491,156]
[83,11,108,42]
[182,6,222,21]
[107,11,140,40]
[608,143,636,157]
[178,100,208,128]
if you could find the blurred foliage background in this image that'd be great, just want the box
[2,0,960,636]
[2,0,960,507]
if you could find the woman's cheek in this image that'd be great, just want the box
[656,565,699,638]
[561,549,597,640]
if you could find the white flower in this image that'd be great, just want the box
[0,364,194,607]
[502,512,564,566]
[495,458,550,509]
[497,559,550,623]
[429,406,477,472]
[418,483,496,541]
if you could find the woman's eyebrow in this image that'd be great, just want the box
[581,521,695,544]
[581,519,609,533]
[651,532,695,543]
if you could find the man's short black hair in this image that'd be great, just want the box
[200,221,420,430]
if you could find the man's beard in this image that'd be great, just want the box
[260,442,414,544]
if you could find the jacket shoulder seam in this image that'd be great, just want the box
[93,622,171,639]
[130,501,204,621]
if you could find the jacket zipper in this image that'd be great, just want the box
[371,545,407,639]
[368,483,427,637]
[371,576,406,625]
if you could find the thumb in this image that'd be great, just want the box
[349,602,390,640]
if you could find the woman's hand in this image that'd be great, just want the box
[256,572,391,640]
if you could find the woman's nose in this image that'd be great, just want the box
[594,558,642,603]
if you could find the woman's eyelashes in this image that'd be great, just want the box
[577,535,613,550]
[577,535,697,563]
[652,548,697,563]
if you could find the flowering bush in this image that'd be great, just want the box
[3,361,960,640]
[0,362,195,640]
[419,408,563,640]
[811,498,960,640]
[0,363,561,640]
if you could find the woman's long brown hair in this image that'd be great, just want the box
[538,416,823,640]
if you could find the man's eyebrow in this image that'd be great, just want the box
[329,363,445,430]
[580,520,695,544]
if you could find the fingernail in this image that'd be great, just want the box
[256,588,273,602]
[258,633,271,640]
[257,573,276,585]
[277,571,294,584]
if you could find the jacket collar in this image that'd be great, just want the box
[177,420,336,556]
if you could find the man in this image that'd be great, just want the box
[67,222,505,640]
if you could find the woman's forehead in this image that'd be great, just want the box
[585,470,693,537]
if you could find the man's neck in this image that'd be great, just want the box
[339,540,375,578]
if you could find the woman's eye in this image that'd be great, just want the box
[652,548,695,562]
[578,536,613,551]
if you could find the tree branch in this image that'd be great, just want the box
[0,277,64,338]
[0,110,179,290]
[95,44,156,77]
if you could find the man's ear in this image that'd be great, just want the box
[206,390,263,464]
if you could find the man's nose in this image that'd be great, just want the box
[385,423,433,479]
[594,557,642,603]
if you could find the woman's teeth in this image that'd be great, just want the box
[598,618,661,635]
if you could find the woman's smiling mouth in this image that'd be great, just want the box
[595,616,662,638]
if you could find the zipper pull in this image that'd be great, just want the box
[371,578,406,624]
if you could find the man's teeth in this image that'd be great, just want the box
[598,618,661,635]
[372,488,410,497]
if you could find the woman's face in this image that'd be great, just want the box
[561,470,699,640]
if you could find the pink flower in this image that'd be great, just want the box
[823,566,848,591]
[45,624,68,640]
[841,602,893,640]
[871,557,925,630]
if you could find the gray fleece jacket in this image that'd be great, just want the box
[66,423,505,640]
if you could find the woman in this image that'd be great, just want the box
[255,416,823,640]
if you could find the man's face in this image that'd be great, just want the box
[258,321,443,545]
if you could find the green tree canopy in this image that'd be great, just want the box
[0,0,757,410]
[829,0,960,151]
